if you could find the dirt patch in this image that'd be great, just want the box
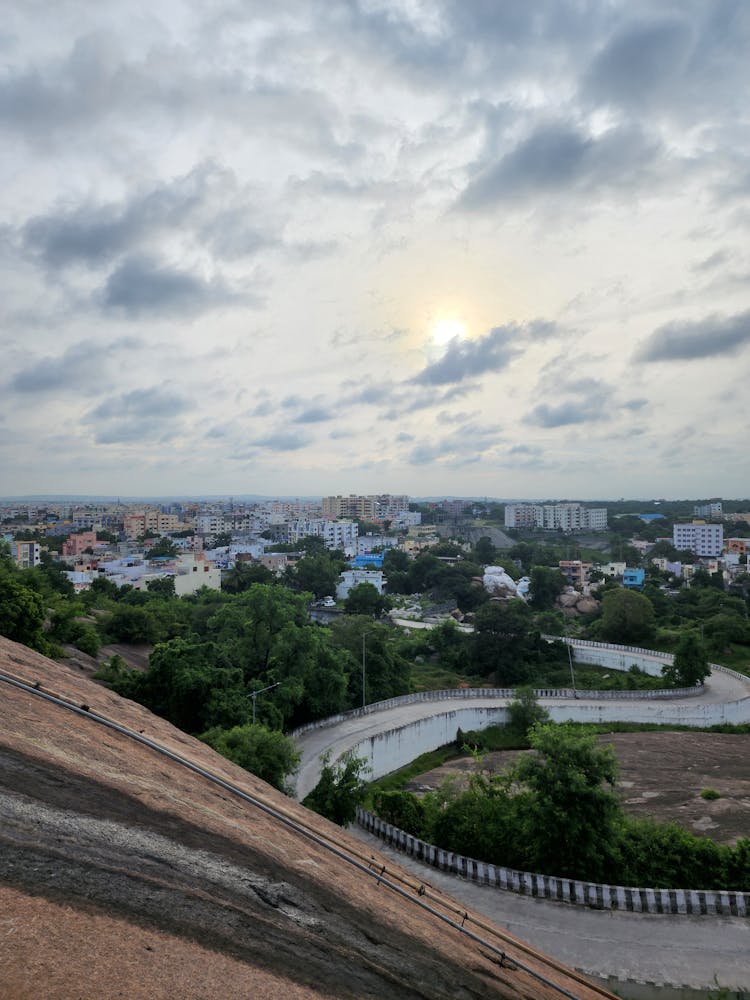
[405,732,750,846]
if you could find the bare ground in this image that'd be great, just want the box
[405,732,750,846]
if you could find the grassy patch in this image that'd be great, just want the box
[700,788,721,801]
[364,744,460,803]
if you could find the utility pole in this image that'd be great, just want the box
[362,633,367,709]
[251,681,280,725]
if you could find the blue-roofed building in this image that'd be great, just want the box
[637,513,665,523]
[350,553,384,569]
[623,567,645,589]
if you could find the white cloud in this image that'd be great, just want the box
[1,1,749,498]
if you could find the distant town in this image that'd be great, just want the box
[3,493,748,603]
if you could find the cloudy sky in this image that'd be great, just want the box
[2,1,749,500]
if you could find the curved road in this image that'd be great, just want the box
[294,662,750,800]
[293,652,750,994]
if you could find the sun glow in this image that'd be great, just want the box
[430,317,467,346]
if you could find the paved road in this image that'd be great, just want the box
[293,658,750,992]
[351,826,750,993]
[294,665,750,799]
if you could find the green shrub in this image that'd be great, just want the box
[700,787,721,801]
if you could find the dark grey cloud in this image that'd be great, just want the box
[84,386,189,444]
[635,309,750,362]
[293,406,334,424]
[412,324,526,386]
[384,383,472,420]
[0,29,358,165]
[526,376,614,428]
[527,401,598,428]
[407,421,502,465]
[458,122,663,211]
[9,337,139,394]
[584,16,694,108]
[582,5,750,119]
[102,254,240,317]
[21,166,218,268]
[253,431,311,451]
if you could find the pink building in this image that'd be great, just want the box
[62,532,98,557]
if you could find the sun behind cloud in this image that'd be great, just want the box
[430,317,468,347]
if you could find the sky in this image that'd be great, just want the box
[2,1,749,501]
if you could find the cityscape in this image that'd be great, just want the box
[2,0,750,996]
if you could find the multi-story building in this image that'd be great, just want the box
[195,514,258,537]
[673,521,724,558]
[505,503,608,532]
[11,540,41,569]
[62,532,98,557]
[558,560,591,588]
[321,494,408,520]
[694,500,722,520]
[335,568,385,599]
[124,511,182,539]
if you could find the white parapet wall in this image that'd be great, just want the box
[292,640,750,800]
[357,809,750,917]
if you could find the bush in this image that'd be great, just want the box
[303,751,369,825]
[200,724,300,793]
[700,787,721,801]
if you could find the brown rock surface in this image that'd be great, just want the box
[0,637,611,1000]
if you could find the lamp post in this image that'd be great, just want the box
[361,630,379,709]
[251,681,280,725]
[566,635,577,698]
[361,632,367,709]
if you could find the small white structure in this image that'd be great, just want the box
[336,569,385,600]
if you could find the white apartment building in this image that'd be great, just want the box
[694,500,722,520]
[196,514,259,536]
[505,503,608,532]
[284,518,358,552]
[673,521,724,558]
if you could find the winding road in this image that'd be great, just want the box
[292,643,750,995]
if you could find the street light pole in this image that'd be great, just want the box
[566,636,577,698]
[251,681,280,725]
[361,633,367,709]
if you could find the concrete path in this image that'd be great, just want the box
[351,826,750,994]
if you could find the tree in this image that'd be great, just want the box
[473,536,497,565]
[104,604,161,644]
[146,576,176,598]
[222,561,274,593]
[212,532,233,548]
[344,582,388,617]
[471,599,538,684]
[509,723,621,881]
[506,687,549,741]
[292,552,340,599]
[200,723,300,793]
[662,633,710,687]
[0,577,47,651]
[303,751,369,825]
[529,566,566,610]
[598,588,655,644]
[147,536,179,558]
